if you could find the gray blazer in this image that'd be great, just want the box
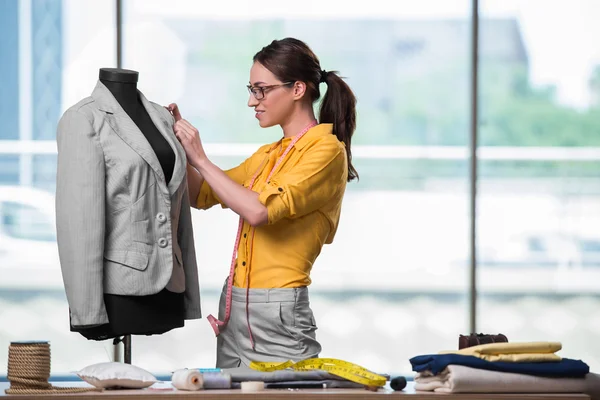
[55,81,201,327]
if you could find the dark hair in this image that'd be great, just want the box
[253,37,358,182]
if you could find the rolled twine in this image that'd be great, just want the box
[5,341,100,395]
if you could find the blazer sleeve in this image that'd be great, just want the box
[178,177,202,319]
[55,109,108,327]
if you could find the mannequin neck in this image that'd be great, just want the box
[99,68,140,116]
[101,79,139,115]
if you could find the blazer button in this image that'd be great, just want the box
[158,238,168,248]
[156,212,167,223]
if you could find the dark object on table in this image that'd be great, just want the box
[459,333,508,349]
[390,376,407,391]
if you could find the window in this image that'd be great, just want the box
[2,0,598,380]
[478,0,600,370]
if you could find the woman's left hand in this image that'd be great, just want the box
[166,103,207,167]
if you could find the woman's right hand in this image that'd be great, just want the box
[165,103,208,168]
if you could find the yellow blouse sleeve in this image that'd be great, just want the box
[196,165,246,210]
[258,139,346,225]
[196,144,270,210]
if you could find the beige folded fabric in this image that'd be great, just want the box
[415,364,600,394]
[439,341,562,362]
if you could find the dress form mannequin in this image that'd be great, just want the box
[71,68,185,341]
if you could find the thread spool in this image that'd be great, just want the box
[5,341,100,395]
[241,381,265,392]
[202,372,232,389]
[171,369,203,391]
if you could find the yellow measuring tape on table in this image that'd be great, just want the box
[250,358,387,387]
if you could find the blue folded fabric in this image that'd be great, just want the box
[410,354,589,377]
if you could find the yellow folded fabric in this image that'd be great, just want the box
[439,342,562,362]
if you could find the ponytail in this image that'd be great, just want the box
[319,71,359,182]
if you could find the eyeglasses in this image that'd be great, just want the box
[247,82,294,100]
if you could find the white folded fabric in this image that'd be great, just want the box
[415,365,600,394]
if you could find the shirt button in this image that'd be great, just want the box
[242,261,246,266]
[278,187,283,192]
[158,238,168,248]
[243,233,247,238]
[156,213,166,223]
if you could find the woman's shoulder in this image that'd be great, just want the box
[301,129,346,156]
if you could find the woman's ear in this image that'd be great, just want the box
[292,81,307,101]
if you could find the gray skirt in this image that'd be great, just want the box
[216,283,322,368]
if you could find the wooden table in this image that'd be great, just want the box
[0,381,591,400]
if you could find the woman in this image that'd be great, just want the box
[167,37,358,368]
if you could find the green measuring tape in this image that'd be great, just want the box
[250,358,387,387]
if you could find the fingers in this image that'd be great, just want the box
[174,130,190,146]
[179,120,198,136]
[165,103,197,138]
[173,122,202,156]
[166,103,183,122]
[174,121,192,138]
[173,126,192,145]
[174,119,199,139]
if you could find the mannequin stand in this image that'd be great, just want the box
[113,335,132,364]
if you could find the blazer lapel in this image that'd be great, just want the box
[138,91,185,196]
[91,81,176,198]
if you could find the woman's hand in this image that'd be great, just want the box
[165,104,268,226]
[166,103,207,168]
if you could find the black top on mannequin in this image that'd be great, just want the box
[99,68,175,184]
[71,68,184,341]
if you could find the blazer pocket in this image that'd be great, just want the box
[104,250,149,271]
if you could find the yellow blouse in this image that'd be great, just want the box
[196,123,348,288]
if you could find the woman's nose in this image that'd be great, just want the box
[248,94,259,107]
